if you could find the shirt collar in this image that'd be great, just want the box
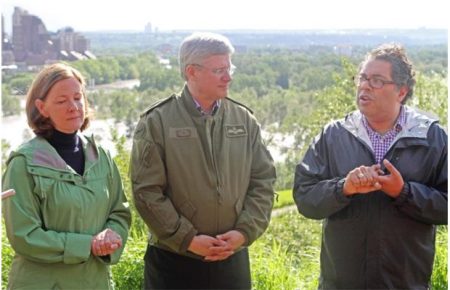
[192,97,221,116]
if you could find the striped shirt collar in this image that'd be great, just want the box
[192,97,221,116]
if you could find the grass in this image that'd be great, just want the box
[1,199,448,290]
[274,189,295,209]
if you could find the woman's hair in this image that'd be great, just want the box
[179,32,235,80]
[360,43,416,104]
[25,62,90,137]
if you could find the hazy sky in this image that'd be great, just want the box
[1,0,448,33]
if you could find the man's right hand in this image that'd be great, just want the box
[188,235,233,261]
[343,164,383,196]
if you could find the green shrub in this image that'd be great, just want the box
[431,226,448,290]
[274,189,295,209]
[111,237,146,289]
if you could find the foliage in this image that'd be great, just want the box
[111,237,147,290]
[3,73,34,95]
[278,58,448,189]
[1,85,21,117]
[1,45,447,289]
[1,140,11,170]
[1,223,14,289]
[2,209,448,290]
[110,129,148,239]
[431,226,448,290]
[411,72,448,126]
[274,189,294,209]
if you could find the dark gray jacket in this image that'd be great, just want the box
[294,106,447,289]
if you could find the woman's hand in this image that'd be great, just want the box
[91,228,122,256]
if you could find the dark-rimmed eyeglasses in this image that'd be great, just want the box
[353,74,396,89]
[192,64,236,76]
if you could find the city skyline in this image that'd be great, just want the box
[1,0,448,33]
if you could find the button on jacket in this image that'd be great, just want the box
[294,106,447,289]
[131,85,276,257]
[2,135,131,289]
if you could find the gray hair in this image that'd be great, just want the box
[179,32,235,80]
[359,43,416,104]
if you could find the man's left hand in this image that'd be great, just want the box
[377,159,404,198]
[204,230,246,261]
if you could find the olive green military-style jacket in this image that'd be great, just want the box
[2,135,131,289]
[131,85,276,257]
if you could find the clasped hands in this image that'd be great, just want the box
[188,230,245,262]
[343,159,404,198]
[91,228,122,257]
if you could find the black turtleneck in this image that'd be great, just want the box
[47,129,85,175]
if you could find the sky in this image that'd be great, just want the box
[1,0,448,33]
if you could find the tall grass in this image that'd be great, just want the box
[250,210,321,290]
[1,207,448,290]
[431,225,448,289]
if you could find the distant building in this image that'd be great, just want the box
[145,22,152,33]
[12,7,56,65]
[53,27,92,61]
[2,6,95,67]
[2,14,15,65]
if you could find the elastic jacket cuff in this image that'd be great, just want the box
[64,233,92,264]
[394,182,410,206]
[335,178,350,202]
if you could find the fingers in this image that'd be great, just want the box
[344,164,383,195]
[188,233,242,261]
[383,159,401,177]
[204,250,234,261]
[216,230,245,250]
[350,166,379,187]
[91,229,122,256]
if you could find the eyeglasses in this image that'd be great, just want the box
[192,64,236,76]
[353,74,396,89]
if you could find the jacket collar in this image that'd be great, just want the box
[181,84,224,118]
[342,106,438,149]
[343,106,437,137]
[12,134,99,174]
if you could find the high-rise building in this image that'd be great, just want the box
[12,7,56,65]
[6,6,94,66]
[2,14,15,65]
[52,27,91,60]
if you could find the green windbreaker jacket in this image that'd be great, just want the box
[2,135,131,289]
[131,86,276,257]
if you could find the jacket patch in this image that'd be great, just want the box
[226,125,247,137]
[169,127,198,139]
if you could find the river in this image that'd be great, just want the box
[1,79,291,162]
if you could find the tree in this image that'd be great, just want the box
[1,85,21,116]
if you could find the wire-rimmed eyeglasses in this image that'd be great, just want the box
[192,64,236,76]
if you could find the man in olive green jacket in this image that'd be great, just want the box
[131,32,276,289]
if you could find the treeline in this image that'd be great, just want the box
[2,46,448,187]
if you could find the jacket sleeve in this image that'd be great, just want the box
[235,124,276,246]
[2,156,92,264]
[393,124,448,225]
[130,118,197,253]
[101,153,132,265]
[293,129,352,220]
